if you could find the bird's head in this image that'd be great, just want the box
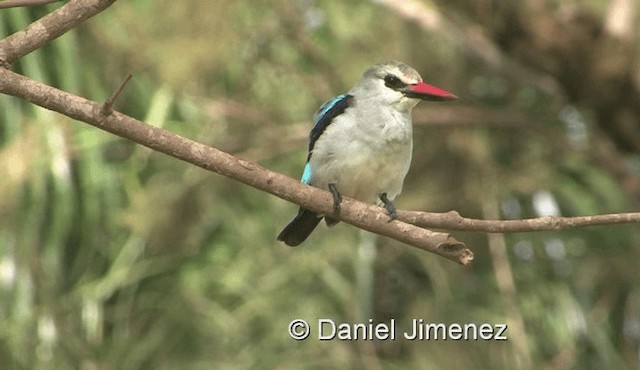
[353,60,457,112]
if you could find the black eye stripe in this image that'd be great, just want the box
[384,74,406,89]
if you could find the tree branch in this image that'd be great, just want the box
[398,210,640,233]
[2,0,639,267]
[0,0,118,65]
[0,0,475,265]
[0,67,473,265]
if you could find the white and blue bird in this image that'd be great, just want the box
[278,61,457,246]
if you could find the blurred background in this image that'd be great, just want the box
[1,0,639,369]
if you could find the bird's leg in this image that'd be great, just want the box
[379,193,397,221]
[328,183,342,218]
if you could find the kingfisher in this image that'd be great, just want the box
[278,61,457,246]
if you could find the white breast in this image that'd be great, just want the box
[308,107,413,205]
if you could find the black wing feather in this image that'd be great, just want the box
[307,94,353,161]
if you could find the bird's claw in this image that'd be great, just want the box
[380,192,397,222]
[328,183,342,218]
[386,208,397,222]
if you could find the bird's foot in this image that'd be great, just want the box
[328,183,342,218]
[379,193,397,222]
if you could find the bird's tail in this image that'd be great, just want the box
[277,208,322,246]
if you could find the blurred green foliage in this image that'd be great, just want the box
[1,1,639,369]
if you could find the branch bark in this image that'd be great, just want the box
[398,210,640,233]
[0,0,117,65]
[2,0,640,267]
[0,0,476,264]
[0,67,473,265]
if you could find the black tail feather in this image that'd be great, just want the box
[277,208,323,246]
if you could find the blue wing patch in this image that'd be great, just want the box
[301,162,312,184]
[307,94,353,161]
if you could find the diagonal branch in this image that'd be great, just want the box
[0,67,474,266]
[1,0,638,267]
[0,0,471,266]
[0,0,118,65]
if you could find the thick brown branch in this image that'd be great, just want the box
[0,68,473,265]
[398,210,640,233]
[0,0,118,64]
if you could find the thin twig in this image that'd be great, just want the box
[398,210,640,233]
[101,73,133,115]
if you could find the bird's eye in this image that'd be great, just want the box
[384,74,405,89]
